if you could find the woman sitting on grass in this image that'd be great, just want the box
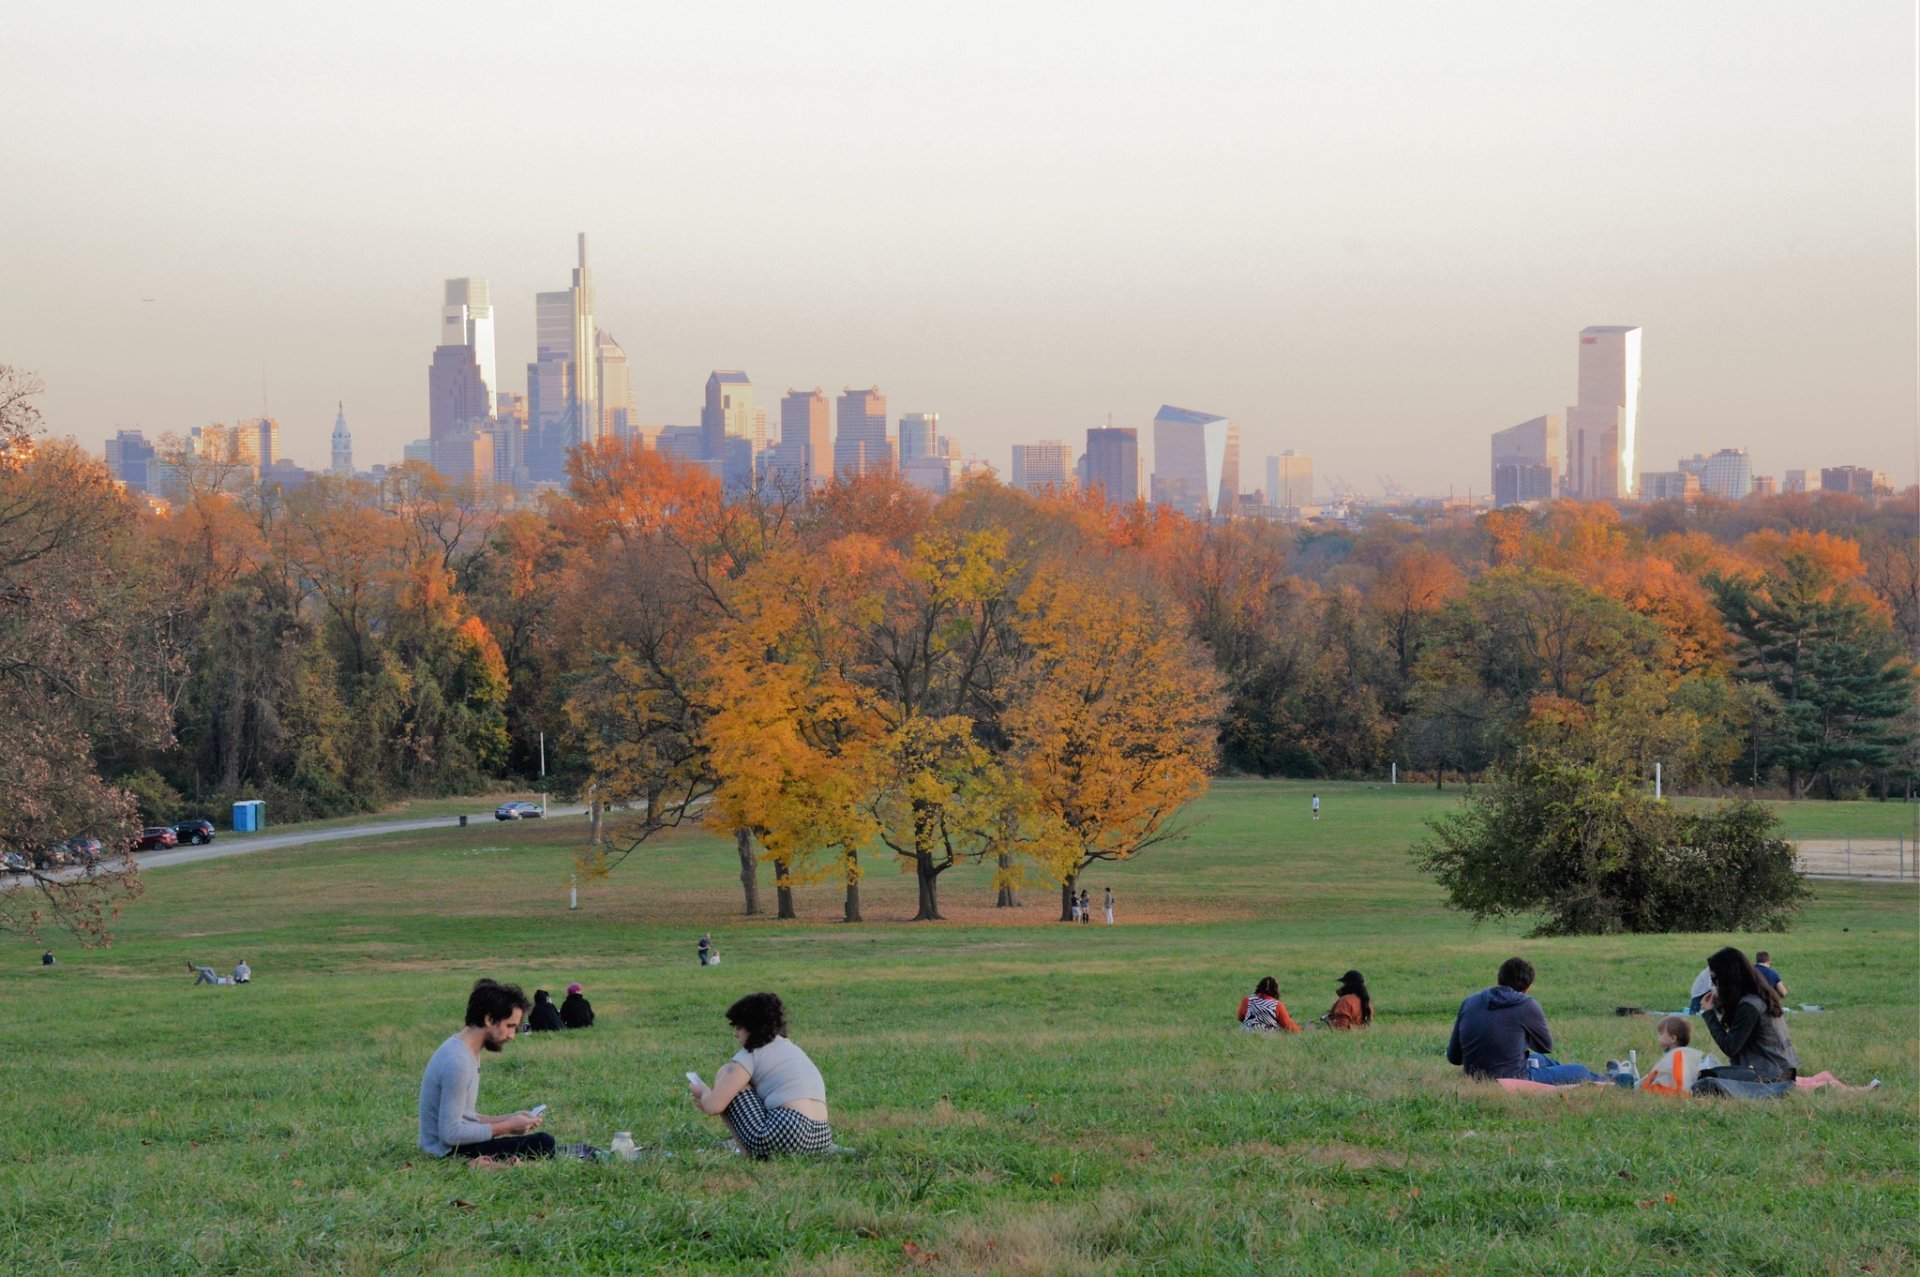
[1321,970,1373,1028]
[1699,947,1799,1083]
[689,992,835,1158]
[1238,977,1302,1032]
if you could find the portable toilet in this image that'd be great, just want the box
[249,800,266,830]
[232,801,254,833]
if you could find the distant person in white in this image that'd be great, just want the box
[188,962,227,985]
[232,959,251,984]
[1311,793,1321,821]
[417,978,553,1160]
[689,991,834,1158]
[1104,886,1115,925]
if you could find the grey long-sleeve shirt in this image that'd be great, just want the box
[418,1034,493,1155]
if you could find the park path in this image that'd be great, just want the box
[5,805,589,884]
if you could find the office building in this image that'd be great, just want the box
[1011,440,1073,493]
[1639,470,1700,502]
[1677,448,1753,500]
[1821,465,1893,497]
[780,389,832,489]
[598,331,635,440]
[104,429,156,492]
[698,371,757,487]
[492,391,527,488]
[834,387,890,478]
[1783,469,1820,494]
[1083,426,1140,504]
[903,455,955,495]
[1565,325,1642,500]
[432,431,495,489]
[1150,405,1232,518]
[525,235,597,483]
[1751,474,1778,497]
[1490,415,1558,507]
[655,425,706,463]
[440,279,496,415]
[330,403,353,476]
[403,439,433,465]
[1266,450,1315,511]
[899,412,940,464]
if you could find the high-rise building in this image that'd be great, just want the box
[1678,448,1753,500]
[492,391,527,488]
[525,235,597,484]
[1565,325,1642,501]
[104,429,156,492]
[1821,465,1893,497]
[1219,422,1241,517]
[441,279,496,415]
[699,371,757,487]
[1751,474,1778,497]
[1490,416,1558,508]
[903,455,955,495]
[780,389,832,489]
[1639,470,1699,502]
[330,403,353,476]
[899,413,940,464]
[1083,426,1140,504]
[228,417,278,476]
[656,425,705,463]
[1783,469,1820,494]
[1010,440,1072,492]
[1265,450,1316,511]
[834,387,890,478]
[1150,405,1231,518]
[598,331,635,440]
[430,343,492,458]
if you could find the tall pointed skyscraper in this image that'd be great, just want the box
[330,402,353,476]
[441,280,497,415]
[525,235,599,483]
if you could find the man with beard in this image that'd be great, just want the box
[417,978,554,1160]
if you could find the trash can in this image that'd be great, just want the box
[459,814,468,827]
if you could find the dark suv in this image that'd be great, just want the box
[172,820,216,846]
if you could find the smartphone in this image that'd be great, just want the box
[686,1072,704,1088]
[529,1104,548,1118]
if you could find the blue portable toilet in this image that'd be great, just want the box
[232,801,254,833]
[249,800,266,831]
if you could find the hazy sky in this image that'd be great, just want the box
[3,1,1914,494]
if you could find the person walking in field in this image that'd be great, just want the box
[1104,886,1114,925]
[417,978,553,1161]
[1311,793,1320,820]
[698,933,712,966]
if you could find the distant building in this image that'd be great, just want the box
[330,403,353,476]
[700,371,757,486]
[430,344,491,445]
[492,391,528,488]
[1821,465,1893,497]
[779,389,832,489]
[1266,450,1315,511]
[655,425,705,464]
[1783,468,1820,494]
[1638,470,1699,502]
[525,235,597,484]
[1151,405,1232,518]
[834,387,890,478]
[104,429,155,492]
[1751,474,1778,497]
[432,432,495,489]
[403,439,433,465]
[598,330,635,440]
[441,278,497,416]
[1490,415,1558,507]
[1010,440,1073,493]
[903,455,955,495]
[1566,326,1642,500]
[899,412,939,464]
[231,417,279,476]
[260,457,313,492]
[1679,449,1752,500]
[1082,426,1140,504]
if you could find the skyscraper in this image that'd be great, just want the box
[492,391,527,488]
[834,387,890,478]
[899,412,939,464]
[1489,415,1559,507]
[330,403,353,476]
[1010,440,1072,492]
[1219,421,1241,516]
[1566,325,1642,501]
[598,330,634,439]
[1679,448,1753,500]
[104,429,155,492]
[441,279,496,415]
[525,235,597,484]
[1150,405,1231,518]
[1083,426,1140,504]
[1265,450,1315,511]
[780,388,832,489]
[699,371,758,487]
[429,344,491,453]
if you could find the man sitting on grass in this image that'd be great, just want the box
[1447,956,1606,1085]
[418,978,553,1161]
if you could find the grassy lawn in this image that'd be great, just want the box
[2,779,1913,1275]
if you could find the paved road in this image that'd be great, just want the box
[4,805,590,883]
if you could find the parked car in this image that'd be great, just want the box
[3,851,27,873]
[132,827,178,851]
[172,820,216,846]
[61,836,104,866]
[494,801,544,821]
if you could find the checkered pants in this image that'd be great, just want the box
[722,1085,834,1158]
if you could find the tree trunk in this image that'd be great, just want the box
[1434,768,1444,791]
[1059,871,1078,922]
[589,800,604,846]
[843,850,862,923]
[909,799,943,921]
[735,827,760,916]
[773,856,796,920]
[995,850,1017,907]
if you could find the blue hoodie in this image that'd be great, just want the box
[1446,985,1553,1080]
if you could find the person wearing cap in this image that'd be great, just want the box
[1322,970,1373,1028]
[560,982,595,1029]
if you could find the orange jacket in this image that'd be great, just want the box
[1237,995,1303,1033]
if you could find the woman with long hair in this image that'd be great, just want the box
[689,992,834,1157]
[1699,946,1799,1082]
[1323,970,1373,1028]
[1238,976,1303,1032]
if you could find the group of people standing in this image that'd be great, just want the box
[418,980,833,1164]
[1068,887,1115,925]
[1238,969,1373,1031]
[1447,947,1800,1091]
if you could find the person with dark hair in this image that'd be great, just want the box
[1323,970,1373,1028]
[1238,976,1303,1032]
[1447,957,1604,1084]
[525,989,564,1033]
[688,992,834,1158]
[1699,946,1799,1082]
[1753,951,1791,999]
[41,950,54,966]
[559,982,595,1029]
[417,978,554,1160]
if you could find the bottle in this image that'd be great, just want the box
[611,1131,637,1161]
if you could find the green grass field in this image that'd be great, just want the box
[3,780,1914,1275]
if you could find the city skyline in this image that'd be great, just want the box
[3,3,1913,493]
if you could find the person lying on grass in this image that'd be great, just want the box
[1447,956,1605,1085]
[1638,1015,1718,1095]
[1238,976,1303,1032]
[1321,970,1372,1029]
[418,978,553,1161]
[1699,946,1800,1083]
[688,992,835,1158]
